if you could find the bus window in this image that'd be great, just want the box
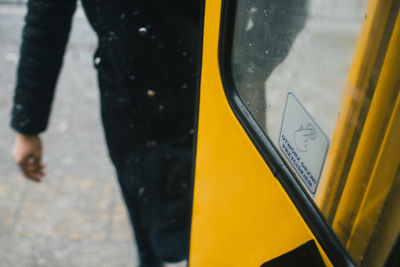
[231,0,366,197]
[224,0,400,265]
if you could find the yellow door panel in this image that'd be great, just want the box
[189,0,331,266]
[189,0,400,266]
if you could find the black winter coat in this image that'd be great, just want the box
[11,0,202,228]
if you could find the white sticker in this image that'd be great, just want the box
[279,93,329,195]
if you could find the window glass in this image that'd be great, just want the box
[230,0,400,265]
[231,0,367,197]
[232,0,368,202]
[232,0,366,138]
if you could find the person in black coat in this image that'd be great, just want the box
[11,0,202,266]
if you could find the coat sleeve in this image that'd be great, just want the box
[10,0,77,135]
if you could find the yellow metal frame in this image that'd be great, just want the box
[311,0,400,264]
[317,0,399,221]
[332,9,400,265]
[189,0,331,265]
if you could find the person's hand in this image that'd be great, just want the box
[12,133,45,182]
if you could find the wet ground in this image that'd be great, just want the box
[0,4,138,266]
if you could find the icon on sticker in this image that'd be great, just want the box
[294,123,316,152]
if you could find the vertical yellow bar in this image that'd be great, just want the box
[333,10,400,263]
[331,5,399,244]
[362,171,400,267]
[316,0,396,222]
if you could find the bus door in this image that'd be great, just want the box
[190,0,400,266]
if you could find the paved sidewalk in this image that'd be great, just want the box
[0,5,138,266]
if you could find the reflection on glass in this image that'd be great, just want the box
[232,0,309,128]
[232,0,366,139]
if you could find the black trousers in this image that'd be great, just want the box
[97,63,195,265]
[120,184,190,266]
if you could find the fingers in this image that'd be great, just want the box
[26,157,45,182]
[18,156,45,182]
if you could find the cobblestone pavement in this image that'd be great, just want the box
[0,4,139,267]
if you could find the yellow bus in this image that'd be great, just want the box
[189,0,400,266]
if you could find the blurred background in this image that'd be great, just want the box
[0,1,139,266]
